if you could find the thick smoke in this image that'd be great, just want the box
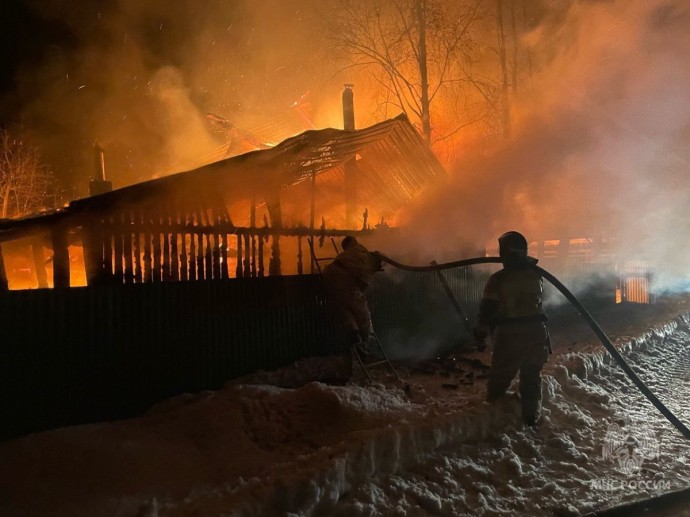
[7,0,690,290]
[400,0,690,290]
[10,0,336,191]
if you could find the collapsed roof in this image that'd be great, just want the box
[0,113,446,240]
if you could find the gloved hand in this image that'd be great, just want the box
[372,252,385,271]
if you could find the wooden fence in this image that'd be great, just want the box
[86,218,362,285]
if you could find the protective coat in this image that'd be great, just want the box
[477,260,550,424]
[322,243,379,339]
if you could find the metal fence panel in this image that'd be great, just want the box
[0,264,503,440]
[0,276,339,440]
[369,264,497,359]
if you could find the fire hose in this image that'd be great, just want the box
[373,252,690,440]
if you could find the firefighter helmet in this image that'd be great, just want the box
[341,236,358,250]
[498,231,528,259]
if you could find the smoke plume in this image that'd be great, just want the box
[5,0,690,291]
[400,0,690,290]
[8,0,335,192]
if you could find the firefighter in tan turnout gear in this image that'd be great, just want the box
[474,231,550,427]
[322,236,383,350]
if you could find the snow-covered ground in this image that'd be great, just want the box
[332,317,690,516]
[2,300,690,516]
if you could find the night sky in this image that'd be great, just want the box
[0,1,72,116]
[0,0,331,196]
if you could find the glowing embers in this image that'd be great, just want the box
[618,258,655,304]
[0,237,86,290]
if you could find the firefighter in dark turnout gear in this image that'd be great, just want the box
[323,236,383,348]
[474,231,550,426]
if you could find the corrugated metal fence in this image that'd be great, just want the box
[369,264,496,359]
[0,276,339,440]
[0,265,496,440]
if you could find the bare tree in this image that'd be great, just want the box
[0,129,57,219]
[494,0,541,136]
[329,0,485,145]
[495,0,511,136]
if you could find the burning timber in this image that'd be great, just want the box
[0,113,448,440]
[0,114,445,290]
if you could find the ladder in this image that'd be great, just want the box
[351,332,402,383]
[307,237,403,383]
[307,236,338,275]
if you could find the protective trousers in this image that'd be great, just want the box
[487,322,550,424]
[322,266,374,340]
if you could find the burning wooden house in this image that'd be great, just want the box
[0,113,445,291]
[0,111,449,439]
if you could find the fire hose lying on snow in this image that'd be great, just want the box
[373,252,690,440]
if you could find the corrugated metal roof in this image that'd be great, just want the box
[0,114,445,239]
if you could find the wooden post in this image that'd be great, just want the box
[251,235,256,277]
[134,211,142,283]
[113,215,124,284]
[258,236,265,277]
[236,234,243,278]
[198,207,210,278]
[171,208,180,281]
[188,213,196,281]
[123,212,134,284]
[51,226,70,288]
[32,240,49,288]
[249,201,256,278]
[269,237,281,276]
[220,232,228,279]
[0,243,8,292]
[143,211,153,282]
[195,210,204,280]
[266,191,282,276]
[82,222,103,286]
[180,212,189,281]
[103,218,113,279]
[152,210,162,282]
[243,234,250,278]
[211,209,220,280]
[203,233,212,279]
[162,208,171,281]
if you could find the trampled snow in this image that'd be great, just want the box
[2,309,690,516]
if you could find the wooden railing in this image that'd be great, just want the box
[84,212,375,285]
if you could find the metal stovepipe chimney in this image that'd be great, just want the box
[343,84,357,228]
[89,142,112,196]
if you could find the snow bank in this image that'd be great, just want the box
[556,313,688,381]
[2,311,690,516]
[328,311,690,516]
